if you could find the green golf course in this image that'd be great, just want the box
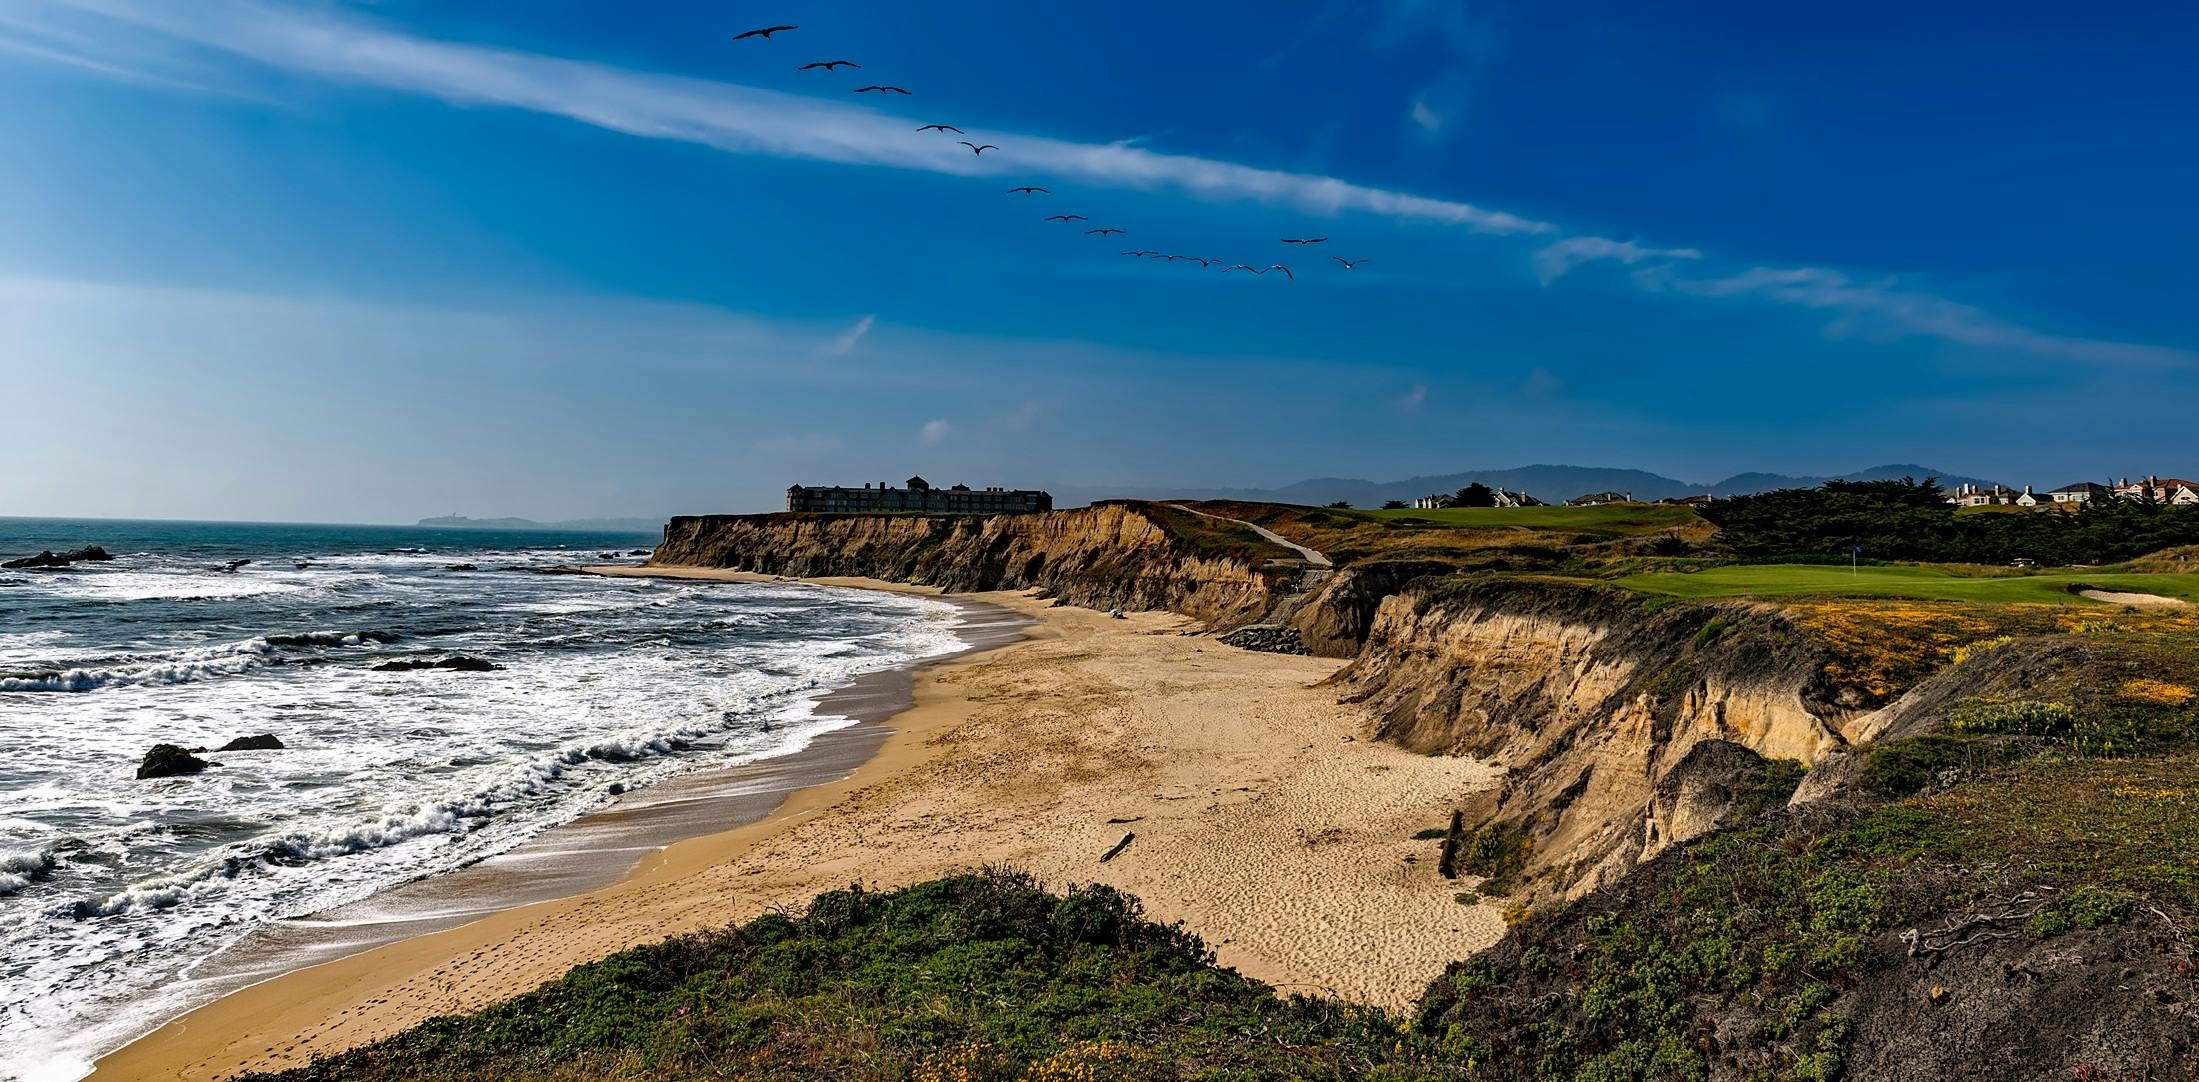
[1616,563,2199,604]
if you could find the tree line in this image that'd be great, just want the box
[1703,478,2199,565]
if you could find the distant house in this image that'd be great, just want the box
[1413,488,1542,510]
[2115,476,2199,505]
[1567,491,1633,507]
[1946,483,2023,507]
[2014,485,2042,507]
[2048,481,2114,504]
[1660,494,1718,508]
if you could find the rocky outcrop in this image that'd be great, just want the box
[1217,625,1311,655]
[1334,577,1851,898]
[3,546,113,569]
[213,734,285,751]
[650,505,1281,628]
[137,744,209,779]
[372,656,502,673]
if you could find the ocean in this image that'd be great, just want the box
[0,518,968,1081]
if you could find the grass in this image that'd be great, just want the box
[1616,563,2199,604]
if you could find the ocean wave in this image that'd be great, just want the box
[263,630,391,647]
[0,847,56,896]
[61,879,190,919]
[0,655,266,693]
[0,631,389,692]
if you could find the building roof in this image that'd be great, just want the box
[2049,481,2114,494]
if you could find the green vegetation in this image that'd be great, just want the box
[1357,504,1702,533]
[1616,563,2199,604]
[242,870,1422,1082]
[1418,753,2199,1081]
[1129,502,1296,568]
[1456,818,1535,897]
[1705,476,2199,565]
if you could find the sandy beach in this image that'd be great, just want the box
[94,572,1505,1081]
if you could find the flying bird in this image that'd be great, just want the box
[1122,250,1157,257]
[1280,237,1329,245]
[1224,264,1264,274]
[1085,227,1126,236]
[958,142,1000,155]
[797,60,858,70]
[854,85,911,95]
[733,25,798,40]
[1332,257,1371,269]
[916,124,964,134]
[1269,264,1295,281]
[1044,214,1088,222]
[1007,186,1050,194]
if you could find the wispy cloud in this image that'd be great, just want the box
[29,0,1552,236]
[1394,383,1429,412]
[1533,236,1703,285]
[1408,98,1446,135]
[16,0,2192,370]
[1634,265,2199,368]
[818,314,875,359]
[917,419,953,445]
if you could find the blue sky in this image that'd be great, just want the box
[1,0,2194,522]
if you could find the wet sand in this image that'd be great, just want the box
[95,573,1506,1080]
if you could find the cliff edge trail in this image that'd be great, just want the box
[1167,504,1332,568]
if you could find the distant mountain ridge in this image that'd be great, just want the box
[1055,464,2007,509]
[417,515,663,533]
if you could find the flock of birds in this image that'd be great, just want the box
[732,23,1373,281]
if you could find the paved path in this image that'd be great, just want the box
[1166,504,1332,569]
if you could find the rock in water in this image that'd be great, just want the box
[137,744,210,780]
[371,655,503,673]
[215,734,285,751]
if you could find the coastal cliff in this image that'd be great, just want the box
[1333,577,1853,898]
[650,504,1283,628]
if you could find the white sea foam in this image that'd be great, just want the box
[0,552,968,1081]
[0,848,55,896]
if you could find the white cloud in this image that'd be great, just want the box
[30,0,1553,236]
[818,314,875,358]
[918,419,952,445]
[1395,383,1428,411]
[1533,237,1703,285]
[17,0,2191,371]
[1408,99,1444,135]
[1634,264,2199,368]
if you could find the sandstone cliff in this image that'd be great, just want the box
[1333,577,1859,898]
[649,504,1283,628]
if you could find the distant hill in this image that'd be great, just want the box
[1053,463,2006,509]
[417,515,663,533]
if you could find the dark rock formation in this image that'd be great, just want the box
[214,734,285,751]
[371,656,502,673]
[444,563,478,571]
[3,546,112,569]
[136,744,210,779]
[1217,625,1311,655]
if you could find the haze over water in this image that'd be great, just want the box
[0,518,965,1081]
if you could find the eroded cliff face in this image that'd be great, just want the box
[1333,578,1855,898]
[650,505,1276,628]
